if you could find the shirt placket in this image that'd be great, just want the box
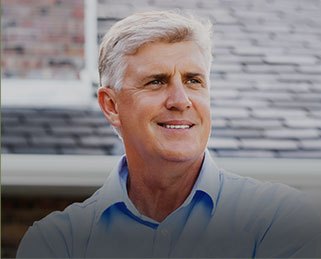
[152,224,172,257]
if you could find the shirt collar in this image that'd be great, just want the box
[95,149,221,221]
[95,155,128,222]
[192,149,221,215]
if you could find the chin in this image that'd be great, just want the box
[160,147,204,163]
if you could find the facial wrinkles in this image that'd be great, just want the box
[124,42,208,83]
[120,70,209,122]
[118,41,211,119]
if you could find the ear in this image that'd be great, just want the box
[98,87,121,128]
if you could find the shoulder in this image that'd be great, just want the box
[217,168,318,219]
[219,169,303,203]
[16,189,101,258]
[206,151,302,208]
[217,169,321,257]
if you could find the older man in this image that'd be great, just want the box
[17,10,320,258]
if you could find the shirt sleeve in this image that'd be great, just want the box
[16,211,72,258]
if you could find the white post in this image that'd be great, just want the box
[84,0,98,87]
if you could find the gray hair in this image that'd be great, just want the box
[98,10,213,90]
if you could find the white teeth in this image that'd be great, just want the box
[165,125,190,129]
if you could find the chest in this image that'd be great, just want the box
[82,207,256,258]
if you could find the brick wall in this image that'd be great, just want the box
[1,0,85,80]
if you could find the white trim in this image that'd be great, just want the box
[1,79,91,108]
[84,0,98,85]
[215,157,321,189]
[2,154,321,196]
[1,154,118,187]
[1,0,98,108]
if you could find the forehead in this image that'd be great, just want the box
[124,41,209,78]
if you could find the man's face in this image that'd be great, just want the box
[108,41,211,163]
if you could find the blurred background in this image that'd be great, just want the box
[1,0,321,257]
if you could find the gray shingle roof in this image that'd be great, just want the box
[2,0,321,158]
[2,100,321,158]
[1,108,123,155]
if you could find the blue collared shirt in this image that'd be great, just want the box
[17,150,321,258]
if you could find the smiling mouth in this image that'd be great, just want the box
[157,123,194,129]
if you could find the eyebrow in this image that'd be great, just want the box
[183,72,206,79]
[143,73,169,82]
[143,72,206,81]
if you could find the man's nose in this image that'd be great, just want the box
[165,80,192,111]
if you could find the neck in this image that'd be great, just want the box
[126,153,205,222]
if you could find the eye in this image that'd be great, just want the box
[187,78,201,84]
[145,79,165,89]
[186,78,204,88]
[149,80,163,85]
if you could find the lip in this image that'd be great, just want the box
[157,120,195,129]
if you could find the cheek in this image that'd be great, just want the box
[193,94,211,116]
[195,97,212,135]
[118,96,160,125]
[134,93,166,114]
[117,96,139,128]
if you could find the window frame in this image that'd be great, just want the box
[1,0,98,108]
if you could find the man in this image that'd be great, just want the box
[17,10,320,258]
